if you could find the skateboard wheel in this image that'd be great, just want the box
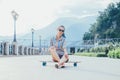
[73,62,77,67]
[42,61,46,66]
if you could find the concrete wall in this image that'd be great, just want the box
[0,42,40,56]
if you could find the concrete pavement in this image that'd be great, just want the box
[0,55,120,80]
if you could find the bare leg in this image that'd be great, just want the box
[59,54,69,66]
[49,47,60,62]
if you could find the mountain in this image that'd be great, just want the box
[0,16,97,47]
[19,17,81,40]
[18,16,96,47]
[0,36,12,42]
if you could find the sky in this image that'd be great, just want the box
[0,0,119,36]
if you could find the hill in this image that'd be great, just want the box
[18,16,96,46]
[0,16,97,47]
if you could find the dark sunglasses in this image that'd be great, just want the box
[59,29,64,32]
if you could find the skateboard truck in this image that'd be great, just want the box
[42,61,47,66]
[73,62,77,67]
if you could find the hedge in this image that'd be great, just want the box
[108,48,120,59]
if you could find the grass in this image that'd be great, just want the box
[75,52,107,57]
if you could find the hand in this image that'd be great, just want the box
[64,53,69,59]
[51,46,55,49]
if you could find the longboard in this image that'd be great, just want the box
[40,60,81,67]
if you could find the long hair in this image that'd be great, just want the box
[59,25,66,38]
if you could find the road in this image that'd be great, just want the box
[0,55,120,80]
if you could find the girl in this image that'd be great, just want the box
[49,25,69,68]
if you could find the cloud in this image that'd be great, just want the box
[55,0,119,18]
[0,0,2,3]
[0,0,70,36]
[0,0,119,36]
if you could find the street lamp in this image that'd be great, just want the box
[44,40,45,52]
[31,28,35,47]
[11,10,19,42]
[39,35,41,52]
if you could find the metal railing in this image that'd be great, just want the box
[0,38,120,55]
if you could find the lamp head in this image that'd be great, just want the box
[11,10,19,20]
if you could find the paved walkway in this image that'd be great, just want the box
[0,55,120,80]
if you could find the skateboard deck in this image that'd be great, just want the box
[40,60,81,67]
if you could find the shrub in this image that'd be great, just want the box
[108,48,120,59]
[97,53,107,57]
[75,53,97,57]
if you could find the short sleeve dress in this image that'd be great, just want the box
[50,36,66,58]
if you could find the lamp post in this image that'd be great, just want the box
[31,28,35,47]
[11,10,19,42]
[39,35,41,52]
[94,34,99,47]
[44,40,45,52]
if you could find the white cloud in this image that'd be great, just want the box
[55,0,119,18]
[96,0,120,8]
[0,0,119,36]
[0,0,70,36]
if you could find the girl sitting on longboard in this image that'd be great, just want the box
[49,25,69,68]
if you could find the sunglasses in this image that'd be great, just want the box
[59,29,64,32]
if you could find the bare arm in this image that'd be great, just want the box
[63,40,69,58]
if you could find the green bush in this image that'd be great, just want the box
[97,53,107,57]
[89,47,107,53]
[75,52,108,57]
[108,43,114,51]
[107,50,112,58]
[108,48,120,59]
[116,49,120,58]
[75,53,97,57]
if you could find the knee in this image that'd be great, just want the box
[49,48,52,53]
[65,54,69,59]
[49,46,55,52]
